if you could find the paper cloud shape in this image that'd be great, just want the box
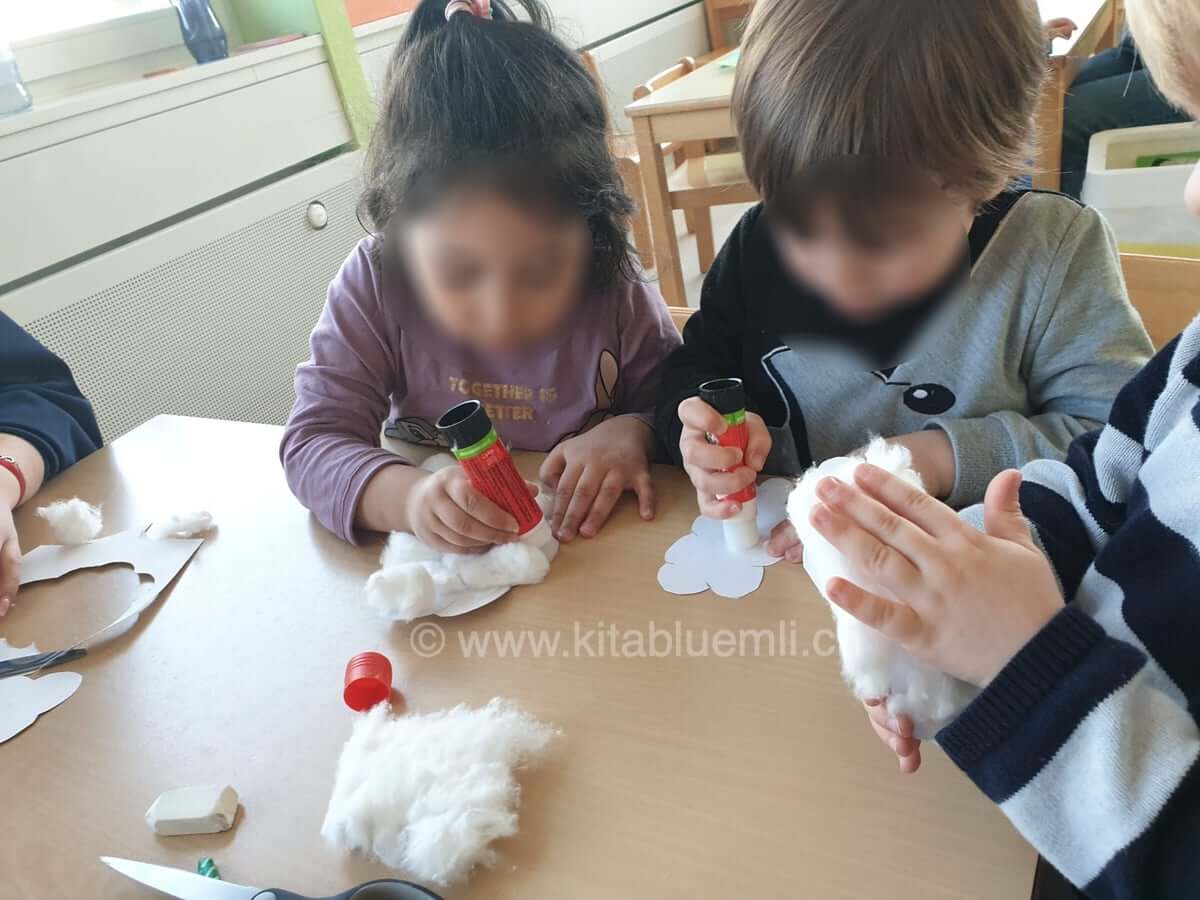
[657,478,792,599]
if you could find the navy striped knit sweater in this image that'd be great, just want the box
[938,315,1200,899]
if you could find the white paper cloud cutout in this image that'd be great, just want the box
[657,478,792,599]
[0,639,83,744]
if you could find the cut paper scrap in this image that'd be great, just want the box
[657,477,792,599]
[0,639,82,744]
[18,526,205,658]
[322,699,559,885]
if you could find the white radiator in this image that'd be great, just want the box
[2,151,365,442]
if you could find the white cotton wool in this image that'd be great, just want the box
[365,523,558,623]
[146,511,213,539]
[321,698,559,885]
[36,499,103,544]
[788,438,978,739]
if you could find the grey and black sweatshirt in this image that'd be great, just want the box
[656,191,1156,506]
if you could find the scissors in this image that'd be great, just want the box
[101,857,445,900]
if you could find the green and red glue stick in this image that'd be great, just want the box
[436,400,552,545]
[699,378,760,552]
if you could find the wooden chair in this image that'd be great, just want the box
[1121,253,1200,349]
[634,58,755,274]
[581,52,689,271]
[668,305,695,334]
[705,0,754,51]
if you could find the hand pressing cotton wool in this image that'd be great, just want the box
[321,698,559,885]
[788,438,978,739]
[365,520,558,623]
[36,499,103,544]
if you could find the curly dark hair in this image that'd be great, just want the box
[361,0,637,289]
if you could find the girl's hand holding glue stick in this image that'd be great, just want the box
[677,379,772,548]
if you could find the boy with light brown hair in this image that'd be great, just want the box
[656,0,1155,563]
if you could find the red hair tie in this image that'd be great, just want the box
[445,0,491,20]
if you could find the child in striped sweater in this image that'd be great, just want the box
[808,2,1200,893]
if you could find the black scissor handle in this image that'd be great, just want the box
[254,879,445,900]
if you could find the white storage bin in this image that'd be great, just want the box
[1082,122,1200,259]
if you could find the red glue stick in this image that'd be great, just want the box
[437,400,545,537]
[699,378,760,552]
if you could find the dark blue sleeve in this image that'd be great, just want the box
[0,313,101,480]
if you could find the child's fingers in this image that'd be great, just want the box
[867,714,920,759]
[681,434,742,471]
[426,517,491,552]
[0,539,19,614]
[811,502,923,596]
[443,485,520,545]
[826,576,923,645]
[745,415,772,470]
[815,476,934,564]
[558,467,605,541]
[678,396,726,434]
[688,465,757,499]
[697,490,740,520]
[539,448,567,488]
[633,471,655,521]
[551,463,584,536]
[767,520,800,557]
[897,747,922,774]
[853,464,960,538]
[579,471,626,538]
[865,701,916,740]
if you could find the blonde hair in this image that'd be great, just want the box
[1127,0,1200,116]
[732,0,1046,205]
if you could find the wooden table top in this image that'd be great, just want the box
[626,50,738,118]
[1,416,1035,899]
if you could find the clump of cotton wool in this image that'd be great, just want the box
[788,437,978,738]
[36,499,103,544]
[365,525,556,623]
[321,698,559,885]
[147,510,214,539]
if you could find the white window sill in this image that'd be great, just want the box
[0,12,408,154]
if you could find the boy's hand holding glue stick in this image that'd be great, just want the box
[678,379,771,550]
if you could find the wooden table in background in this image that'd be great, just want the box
[1,416,1036,899]
[627,51,740,309]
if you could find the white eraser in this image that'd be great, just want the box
[145,784,239,836]
[722,499,760,552]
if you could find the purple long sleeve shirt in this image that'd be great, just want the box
[281,237,681,543]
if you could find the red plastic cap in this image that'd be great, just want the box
[343,652,393,712]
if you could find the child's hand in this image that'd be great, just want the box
[767,521,804,562]
[888,430,956,500]
[540,416,655,542]
[404,467,528,554]
[678,397,771,518]
[864,699,922,774]
[0,500,19,616]
[1045,16,1077,40]
[809,466,1063,688]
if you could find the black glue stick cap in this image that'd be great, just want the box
[699,378,746,416]
[437,400,494,451]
